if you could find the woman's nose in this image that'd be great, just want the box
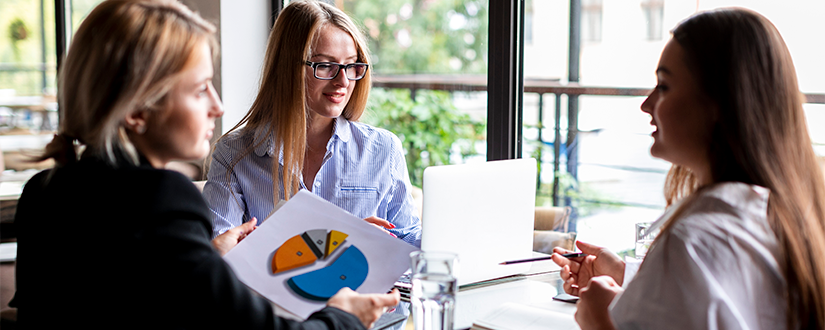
[640,90,656,114]
[209,83,224,117]
[332,67,350,87]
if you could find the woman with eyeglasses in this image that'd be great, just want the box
[203,1,421,249]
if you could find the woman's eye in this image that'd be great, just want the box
[655,84,668,92]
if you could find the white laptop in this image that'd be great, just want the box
[420,158,537,286]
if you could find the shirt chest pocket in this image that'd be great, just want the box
[338,183,381,217]
[340,184,379,196]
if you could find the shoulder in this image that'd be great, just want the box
[131,169,209,219]
[670,182,771,240]
[347,120,403,152]
[18,161,211,229]
[658,182,780,278]
[214,128,257,154]
[348,121,401,143]
[212,127,272,165]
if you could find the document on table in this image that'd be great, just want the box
[472,302,579,330]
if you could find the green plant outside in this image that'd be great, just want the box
[361,88,485,187]
[342,0,488,75]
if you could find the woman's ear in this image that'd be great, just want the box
[124,109,150,135]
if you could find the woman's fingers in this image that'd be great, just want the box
[369,223,397,238]
[364,216,395,229]
[575,241,603,255]
[562,277,580,296]
[553,246,574,255]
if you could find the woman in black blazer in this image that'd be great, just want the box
[11,0,399,329]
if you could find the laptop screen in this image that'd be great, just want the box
[420,158,537,285]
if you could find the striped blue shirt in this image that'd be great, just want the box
[203,116,422,247]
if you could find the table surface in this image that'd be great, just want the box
[455,256,573,329]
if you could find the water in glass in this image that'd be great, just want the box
[411,273,457,330]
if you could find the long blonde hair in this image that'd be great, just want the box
[39,0,217,166]
[217,0,371,202]
[658,8,825,328]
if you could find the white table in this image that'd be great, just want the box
[455,255,577,329]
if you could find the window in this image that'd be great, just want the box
[524,0,533,45]
[332,0,490,189]
[521,0,825,255]
[641,0,664,41]
[581,0,603,43]
[0,0,103,172]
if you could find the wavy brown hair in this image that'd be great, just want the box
[658,8,825,328]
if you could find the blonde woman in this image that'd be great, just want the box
[11,1,398,328]
[551,8,825,330]
[203,1,421,247]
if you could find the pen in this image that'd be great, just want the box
[498,253,588,265]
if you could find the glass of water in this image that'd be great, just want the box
[635,222,658,259]
[410,251,458,330]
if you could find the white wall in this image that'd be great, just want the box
[219,0,270,134]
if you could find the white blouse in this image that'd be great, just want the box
[609,182,787,330]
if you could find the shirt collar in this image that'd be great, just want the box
[252,126,274,158]
[251,117,350,159]
[333,116,351,143]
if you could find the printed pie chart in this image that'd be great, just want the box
[288,246,368,300]
[272,229,369,301]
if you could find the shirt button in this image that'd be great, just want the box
[314,181,321,187]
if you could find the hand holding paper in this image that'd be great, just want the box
[223,190,419,318]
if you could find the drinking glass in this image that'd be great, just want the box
[635,222,658,259]
[410,251,458,330]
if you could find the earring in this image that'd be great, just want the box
[135,125,147,134]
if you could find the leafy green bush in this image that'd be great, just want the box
[362,88,485,187]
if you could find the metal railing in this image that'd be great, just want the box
[373,74,825,206]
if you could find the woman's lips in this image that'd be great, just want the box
[324,92,345,103]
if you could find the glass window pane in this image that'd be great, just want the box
[319,0,489,189]
[522,0,825,256]
[0,0,101,174]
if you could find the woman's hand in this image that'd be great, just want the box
[575,276,621,330]
[327,288,401,328]
[550,241,625,296]
[211,218,258,256]
[364,216,397,238]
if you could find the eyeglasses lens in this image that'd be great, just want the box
[313,63,367,80]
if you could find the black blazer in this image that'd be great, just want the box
[12,153,364,329]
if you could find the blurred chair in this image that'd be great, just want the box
[533,206,576,252]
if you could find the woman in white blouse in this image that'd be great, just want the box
[551,8,825,330]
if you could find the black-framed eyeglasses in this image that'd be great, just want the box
[305,61,369,81]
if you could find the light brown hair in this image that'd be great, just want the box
[215,0,371,202]
[40,0,217,166]
[659,8,825,328]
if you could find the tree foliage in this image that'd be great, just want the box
[362,88,485,187]
[342,0,488,74]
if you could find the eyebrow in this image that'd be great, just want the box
[311,53,359,62]
[655,67,672,75]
